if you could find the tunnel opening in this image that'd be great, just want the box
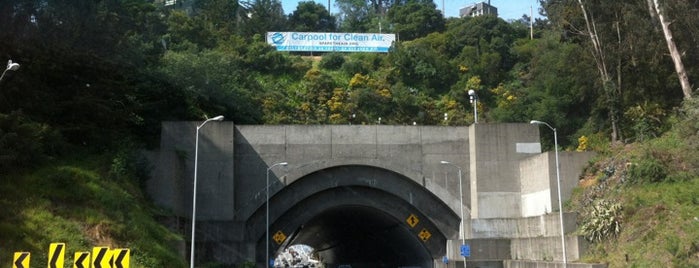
[250,165,461,267]
[279,205,432,268]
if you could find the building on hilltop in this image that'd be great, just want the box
[460,1,498,18]
[153,0,195,15]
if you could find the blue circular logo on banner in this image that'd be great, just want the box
[271,32,285,44]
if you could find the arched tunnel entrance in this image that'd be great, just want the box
[246,165,462,268]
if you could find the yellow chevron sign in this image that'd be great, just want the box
[13,252,30,268]
[73,251,90,268]
[48,243,66,268]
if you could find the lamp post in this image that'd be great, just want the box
[0,60,20,82]
[266,161,288,268]
[468,90,478,124]
[440,160,466,268]
[530,120,567,266]
[190,115,224,268]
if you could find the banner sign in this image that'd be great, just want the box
[266,32,395,53]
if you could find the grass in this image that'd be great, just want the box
[0,152,186,267]
[572,128,699,267]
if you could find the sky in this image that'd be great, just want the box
[280,0,543,21]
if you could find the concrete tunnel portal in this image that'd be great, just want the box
[247,165,462,267]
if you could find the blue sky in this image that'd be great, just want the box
[280,0,543,21]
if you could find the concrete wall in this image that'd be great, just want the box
[148,121,235,220]
[233,125,471,221]
[469,124,541,219]
[148,122,596,266]
[520,154,553,217]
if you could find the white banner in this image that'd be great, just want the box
[266,32,395,53]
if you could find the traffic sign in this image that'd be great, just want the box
[418,228,432,241]
[112,248,130,268]
[406,214,419,228]
[49,242,66,268]
[73,252,90,268]
[92,247,111,268]
[273,230,287,245]
[442,256,448,264]
[460,244,471,257]
[13,252,30,268]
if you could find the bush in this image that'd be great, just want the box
[0,112,63,173]
[319,53,345,70]
[579,199,622,242]
[628,157,668,183]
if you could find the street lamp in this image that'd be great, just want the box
[468,90,478,124]
[440,160,466,268]
[530,120,567,266]
[266,161,288,268]
[190,115,224,268]
[0,60,20,82]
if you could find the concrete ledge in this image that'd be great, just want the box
[504,260,607,268]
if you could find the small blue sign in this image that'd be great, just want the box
[460,244,471,257]
[269,258,275,267]
[442,256,449,264]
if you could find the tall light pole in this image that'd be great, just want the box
[266,161,288,268]
[440,160,466,268]
[0,60,20,82]
[530,120,567,266]
[468,90,478,124]
[190,115,224,268]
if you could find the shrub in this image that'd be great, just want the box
[579,199,622,242]
[319,53,345,70]
[628,157,668,183]
[0,112,63,173]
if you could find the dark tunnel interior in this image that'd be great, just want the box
[278,205,433,268]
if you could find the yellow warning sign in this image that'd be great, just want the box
[112,248,131,268]
[418,228,432,242]
[406,214,419,228]
[13,252,30,268]
[73,252,90,268]
[48,243,66,268]
[92,247,111,268]
[273,230,287,245]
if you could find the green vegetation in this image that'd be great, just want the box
[571,99,699,266]
[0,150,185,267]
[1,0,698,266]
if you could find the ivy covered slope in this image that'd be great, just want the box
[0,150,186,268]
[571,98,699,267]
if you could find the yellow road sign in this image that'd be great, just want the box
[112,248,130,268]
[406,214,419,228]
[49,242,66,268]
[13,252,30,268]
[73,252,90,268]
[273,230,287,245]
[92,247,111,268]
[418,228,432,242]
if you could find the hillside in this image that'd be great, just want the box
[569,99,699,267]
[0,151,187,267]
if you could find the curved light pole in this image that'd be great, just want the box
[440,160,466,268]
[190,115,224,268]
[266,161,288,268]
[530,120,567,266]
[0,60,20,82]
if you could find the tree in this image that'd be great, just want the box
[386,0,444,40]
[649,0,693,99]
[241,0,287,35]
[336,0,373,32]
[289,1,337,32]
